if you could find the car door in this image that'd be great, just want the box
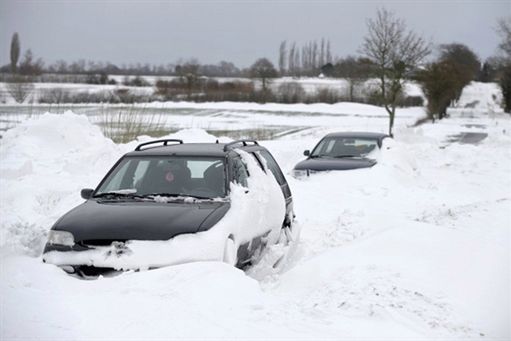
[228,155,268,264]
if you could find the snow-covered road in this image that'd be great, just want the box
[1,83,510,340]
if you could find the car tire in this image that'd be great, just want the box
[223,237,237,266]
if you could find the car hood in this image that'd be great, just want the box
[52,199,230,243]
[294,157,376,171]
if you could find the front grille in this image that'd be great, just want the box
[79,239,127,246]
[75,266,118,278]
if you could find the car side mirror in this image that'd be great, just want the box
[81,188,94,200]
[303,150,310,156]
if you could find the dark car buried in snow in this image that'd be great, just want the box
[292,132,389,177]
[42,139,295,277]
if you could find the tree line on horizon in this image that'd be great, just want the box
[3,9,511,136]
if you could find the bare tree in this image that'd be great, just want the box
[284,39,332,77]
[301,45,308,72]
[335,56,376,101]
[294,47,301,76]
[497,17,511,57]
[278,82,306,103]
[326,41,332,63]
[19,49,44,76]
[288,42,296,75]
[10,33,20,74]
[39,88,70,105]
[175,59,200,99]
[301,41,316,75]
[319,38,325,67]
[69,59,86,74]
[278,41,287,76]
[249,58,278,92]
[6,79,34,103]
[361,8,430,136]
[54,60,68,73]
[496,17,511,112]
[312,41,318,70]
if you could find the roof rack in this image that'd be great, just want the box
[223,139,259,152]
[135,139,183,151]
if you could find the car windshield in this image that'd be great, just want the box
[95,156,226,199]
[310,137,378,158]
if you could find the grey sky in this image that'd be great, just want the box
[0,0,509,68]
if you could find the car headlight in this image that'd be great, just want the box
[292,169,309,178]
[47,230,75,246]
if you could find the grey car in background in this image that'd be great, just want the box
[293,132,389,177]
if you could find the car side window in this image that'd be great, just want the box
[324,139,336,154]
[232,158,248,187]
[101,160,131,192]
[258,150,286,186]
[311,138,335,157]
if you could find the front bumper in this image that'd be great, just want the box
[292,169,319,178]
[42,231,226,271]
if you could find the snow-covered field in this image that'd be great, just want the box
[0,83,509,340]
[0,76,424,106]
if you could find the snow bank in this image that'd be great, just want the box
[275,218,508,338]
[133,128,229,147]
[265,109,509,337]
[375,137,419,179]
[1,111,284,268]
[1,256,273,340]
[0,112,124,255]
[0,104,509,339]
[140,100,423,117]
[0,112,226,256]
[456,82,503,112]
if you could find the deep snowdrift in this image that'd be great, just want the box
[1,102,510,339]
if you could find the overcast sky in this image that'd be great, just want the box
[0,0,509,68]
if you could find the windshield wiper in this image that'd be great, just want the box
[145,193,212,200]
[333,154,360,158]
[93,192,146,200]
